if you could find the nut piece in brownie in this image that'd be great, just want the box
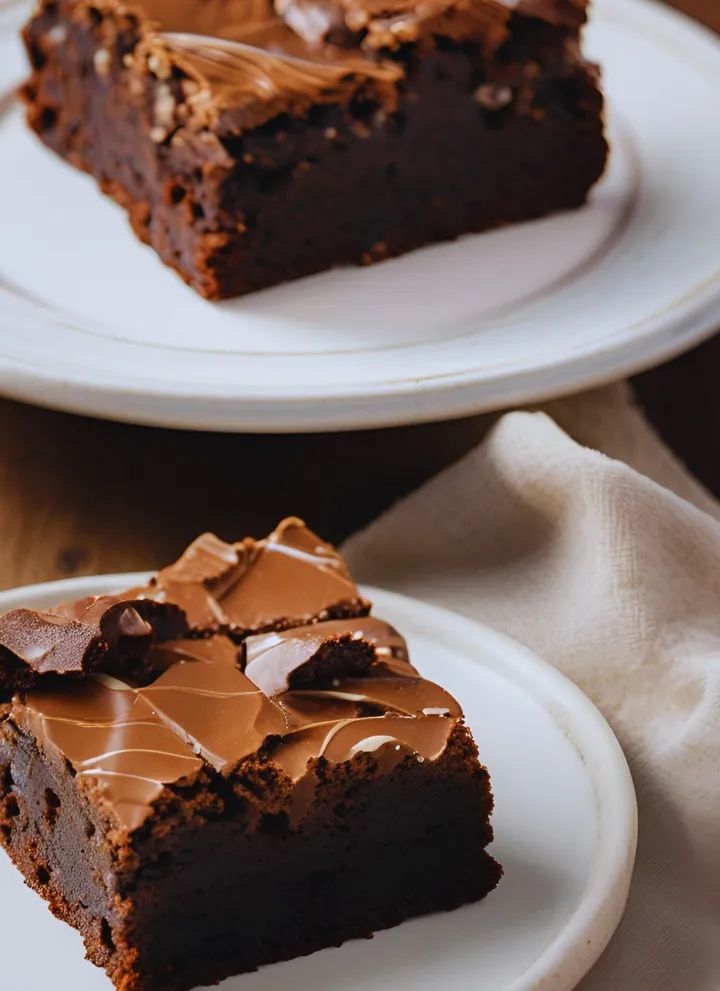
[0,519,500,991]
[22,0,607,299]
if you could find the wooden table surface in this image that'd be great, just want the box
[0,0,718,591]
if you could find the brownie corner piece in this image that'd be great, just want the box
[0,518,500,991]
[22,0,607,299]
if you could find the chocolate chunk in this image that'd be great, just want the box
[244,616,408,696]
[139,518,370,636]
[52,594,189,656]
[0,609,110,700]
[0,594,190,698]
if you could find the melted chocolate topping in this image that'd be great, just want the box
[269,713,454,780]
[286,673,462,718]
[220,517,365,630]
[12,616,463,832]
[5,519,466,834]
[0,595,186,698]
[139,0,276,35]
[140,655,289,773]
[158,28,403,122]
[243,616,402,694]
[126,0,402,130]
[151,633,242,670]
[0,609,109,697]
[135,518,369,636]
[118,0,584,132]
[274,0,586,50]
[14,677,204,832]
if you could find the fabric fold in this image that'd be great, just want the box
[344,383,720,991]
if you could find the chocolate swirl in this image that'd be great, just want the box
[132,0,404,130]
[159,30,403,121]
[285,673,461,718]
[269,713,454,780]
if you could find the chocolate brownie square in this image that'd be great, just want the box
[0,519,501,991]
[21,0,607,298]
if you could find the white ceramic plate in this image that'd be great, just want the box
[0,574,636,991]
[1,0,719,431]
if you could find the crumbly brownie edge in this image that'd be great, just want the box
[0,714,140,985]
[1,710,500,991]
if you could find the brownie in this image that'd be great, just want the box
[0,518,501,991]
[21,0,607,299]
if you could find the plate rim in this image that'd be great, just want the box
[0,572,638,991]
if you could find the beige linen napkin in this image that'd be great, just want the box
[343,381,720,991]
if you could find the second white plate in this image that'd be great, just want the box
[0,575,637,991]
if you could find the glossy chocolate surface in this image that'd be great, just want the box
[0,596,181,697]
[14,676,204,832]
[6,519,465,833]
[243,615,405,694]
[135,518,369,635]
